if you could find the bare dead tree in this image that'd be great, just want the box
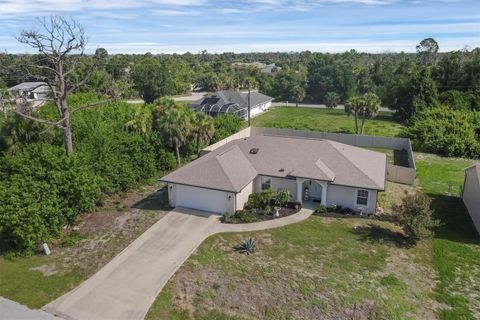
[14,16,117,156]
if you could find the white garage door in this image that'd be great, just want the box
[175,185,228,214]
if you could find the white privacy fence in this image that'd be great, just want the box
[202,127,416,185]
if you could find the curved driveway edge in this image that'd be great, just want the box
[44,207,312,320]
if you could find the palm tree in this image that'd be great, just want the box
[125,106,152,135]
[154,107,191,166]
[345,96,364,134]
[360,92,381,134]
[345,93,381,135]
[191,112,214,157]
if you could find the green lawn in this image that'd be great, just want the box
[252,107,404,137]
[0,256,84,308]
[415,153,480,320]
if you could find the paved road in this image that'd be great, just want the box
[43,207,312,320]
[0,297,56,320]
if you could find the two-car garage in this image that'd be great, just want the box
[167,183,234,215]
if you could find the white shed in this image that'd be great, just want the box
[462,163,480,235]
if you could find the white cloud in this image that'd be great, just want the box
[0,0,206,17]
[151,9,199,15]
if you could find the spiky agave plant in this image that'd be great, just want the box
[237,238,255,255]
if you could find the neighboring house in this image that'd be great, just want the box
[189,90,274,120]
[161,134,387,215]
[231,62,281,74]
[8,82,49,101]
[462,163,480,235]
[261,63,281,74]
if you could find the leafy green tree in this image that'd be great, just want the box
[212,114,245,142]
[416,38,439,65]
[393,192,440,243]
[154,106,191,165]
[191,112,214,156]
[392,67,439,121]
[270,67,307,103]
[402,106,480,158]
[125,106,152,134]
[291,85,306,107]
[438,90,478,110]
[325,91,340,109]
[131,58,174,103]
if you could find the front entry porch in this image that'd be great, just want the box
[295,178,327,206]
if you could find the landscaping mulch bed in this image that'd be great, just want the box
[313,211,398,223]
[222,206,300,224]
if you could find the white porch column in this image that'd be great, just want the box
[315,181,328,206]
[320,181,328,206]
[296,178,304,203]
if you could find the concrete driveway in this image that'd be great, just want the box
[44,208,219,320]
[44,207,312,320]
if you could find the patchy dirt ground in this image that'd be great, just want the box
[32,183,170,278]
[377,181,417,216]
[148,215,441,320]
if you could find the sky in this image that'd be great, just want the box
[0,0,479,54]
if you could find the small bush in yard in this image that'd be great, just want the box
[315,204,327,214]
[274,188,291,207]
[234,210,257,223]
[393,192,440,243]
[236,238,255,255]
[245,189,274,210]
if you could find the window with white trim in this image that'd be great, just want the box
[356,189,369,206]
[261,177,271,190]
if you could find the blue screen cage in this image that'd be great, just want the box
[197,102,247,119]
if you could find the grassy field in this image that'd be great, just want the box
[252,107,404,137]
[147,217,436,320]
[414,154,480,320]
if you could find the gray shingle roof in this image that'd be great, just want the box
[8,82,49,93]
[190,90,273,111]
[161,134,387,192]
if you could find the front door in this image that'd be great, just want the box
[310,181,322,201]
[303,180,322,202]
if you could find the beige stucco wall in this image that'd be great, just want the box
[326,185,377,214]
[462,167,480,235]
[235,181,254,211]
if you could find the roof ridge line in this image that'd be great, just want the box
[215,145,257,191]
[328,141,383,189]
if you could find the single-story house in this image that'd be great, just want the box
[261,63,281,74]
[8,82,49,101]
[462,163,480,235]
[161,134,387,215]
[189,90,274,120]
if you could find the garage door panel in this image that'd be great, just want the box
[175,185,227,214]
